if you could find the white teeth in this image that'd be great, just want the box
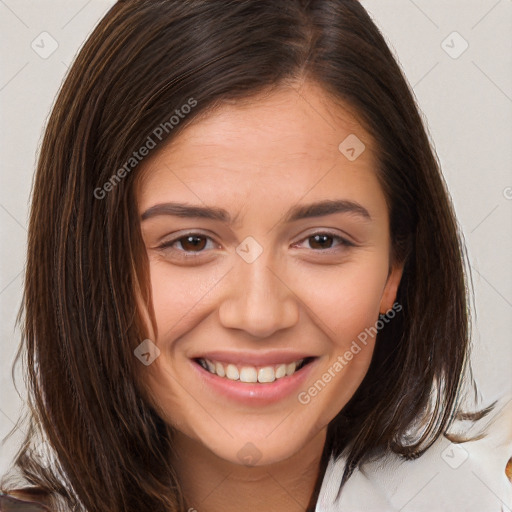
[286,362,297,375]
[275,364,287,379]
[198,358,306,382]
[258,367,275,383]
[239,366,258,383]
[225,364,239,380]
[215,362,225,377]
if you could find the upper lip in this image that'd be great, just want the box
[191,350,317,366]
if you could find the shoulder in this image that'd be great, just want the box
[317,395,512,512]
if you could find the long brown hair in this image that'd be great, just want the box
[1,0,490,510]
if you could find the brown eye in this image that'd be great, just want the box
[178,235,207,252]
[296,231,354,252]
[308,233,335,250]
[157,233,216,257]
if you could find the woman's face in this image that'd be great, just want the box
[136,81,403,466]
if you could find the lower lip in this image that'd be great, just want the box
[190,358,318,406]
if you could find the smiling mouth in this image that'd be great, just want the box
[194,356,316,383]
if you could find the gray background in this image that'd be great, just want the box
[1,0,511,481]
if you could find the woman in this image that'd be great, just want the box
[1,0,510,510]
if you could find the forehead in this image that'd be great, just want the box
[162,82,373,159]
[136,81,383,218]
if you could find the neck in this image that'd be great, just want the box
[172,428,328,512]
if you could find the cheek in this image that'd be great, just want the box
[148,258,226,340]
[291,256,388,423]
[294,256,389,346]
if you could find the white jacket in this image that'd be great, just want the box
[317,395,512,512]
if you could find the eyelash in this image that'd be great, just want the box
[156,231,355,259]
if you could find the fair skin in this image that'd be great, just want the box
[136,80,403,511]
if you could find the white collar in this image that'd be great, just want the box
[316,395,512,511]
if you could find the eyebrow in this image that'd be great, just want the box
[140,199,372,224]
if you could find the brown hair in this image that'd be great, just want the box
[1,0,490,510]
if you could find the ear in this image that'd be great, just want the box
[379,263,404,314]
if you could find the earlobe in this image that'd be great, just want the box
[379,264,404,314]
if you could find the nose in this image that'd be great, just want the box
[218,253,300,338]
